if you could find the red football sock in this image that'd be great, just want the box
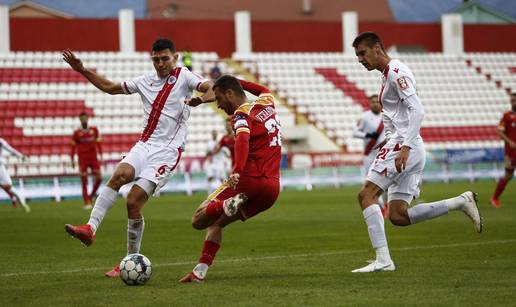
[493,178,508,199]
[90,177,102,200]
[80,175,90,204]
[205,199,224,218]
[199,240,220,266]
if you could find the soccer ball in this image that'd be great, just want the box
[119,253,152,286]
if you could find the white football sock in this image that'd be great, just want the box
[407,195,464,224]
[193,263,209,279]
[127,217,145,254]
[363,204,391,264]
[87,186,118,233]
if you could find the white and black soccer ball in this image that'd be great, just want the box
[119,253,152,286]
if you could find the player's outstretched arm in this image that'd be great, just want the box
[185,81,215,107]
[62,49,124,95]
[238,79,270,96]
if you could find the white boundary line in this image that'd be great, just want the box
[3,239,515,277]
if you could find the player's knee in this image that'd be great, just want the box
[357,189,373,207]
[191,218,205,230]
[389,210,410,226]
[505,171,514,181]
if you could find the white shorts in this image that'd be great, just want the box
[0,164,12,186]
[205,161,227,180]
[121,141,183,194]
[366,141,426,204]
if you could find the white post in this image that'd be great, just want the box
[119,9,135,53]
[342,11,358,55]
[235,11,252,54]
[441,14,463,55]
[0,5,10,53]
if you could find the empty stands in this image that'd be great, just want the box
[235,52,511,152]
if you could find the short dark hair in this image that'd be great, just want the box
[79,111,88,117]
[369,94,379,100]
[511,92,516,98]
[152,38,176,53]
[352,32,385,51]
[213,75,245,97]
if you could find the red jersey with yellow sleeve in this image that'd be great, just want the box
[72,127,101,161]
[498,111,516,157]
[231,81,282,179]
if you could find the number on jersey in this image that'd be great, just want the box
[264,116,282,147]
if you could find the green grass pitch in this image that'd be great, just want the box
[1,180,515,306]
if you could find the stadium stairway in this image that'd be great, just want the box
[234,52,511,152]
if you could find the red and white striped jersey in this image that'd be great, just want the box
[122,67,207,147]
[352,110,385,155]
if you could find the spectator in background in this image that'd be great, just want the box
[0,138,30,213]
[71,112,102,210]
[182,50,193,71]
[209,65,222,81]
[490,92,516,208]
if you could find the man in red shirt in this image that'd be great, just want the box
[71,112,102,209]
[491,92,516,208]
[180,76,282,283]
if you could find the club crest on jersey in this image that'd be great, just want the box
[167,76,177,85]
[396,76,409,90]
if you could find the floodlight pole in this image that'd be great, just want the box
[342,11,358,55]
[0,5,10,53]
[119,9,135,53]
[442,14,464,55]
[235,11,252,55]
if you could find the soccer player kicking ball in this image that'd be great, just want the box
[490,92,516,208]
[179,76,282,283]
[351,32,482,273]
[62,38,215,277]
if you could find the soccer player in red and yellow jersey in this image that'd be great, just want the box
[491,93,516,208]
[180,76,282,283]
[71,112,102,209]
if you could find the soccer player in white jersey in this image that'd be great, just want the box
[350,32,482,273]
[352,94,388,216]
[205,128,233,193]
[62,38,215,277]
[0,138,30,213]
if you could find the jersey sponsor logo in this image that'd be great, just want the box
[396,76,409,90]
[167,76,177,84]
[234,119,248,129]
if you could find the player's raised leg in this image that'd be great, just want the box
[352,181,395,273]
[65,162,135,246]
[404,191,482,233]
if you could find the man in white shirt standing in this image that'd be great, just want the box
[352,94,387,216]
[62,38,215,277]
[350,32,482,273]
[0,138,30,213]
